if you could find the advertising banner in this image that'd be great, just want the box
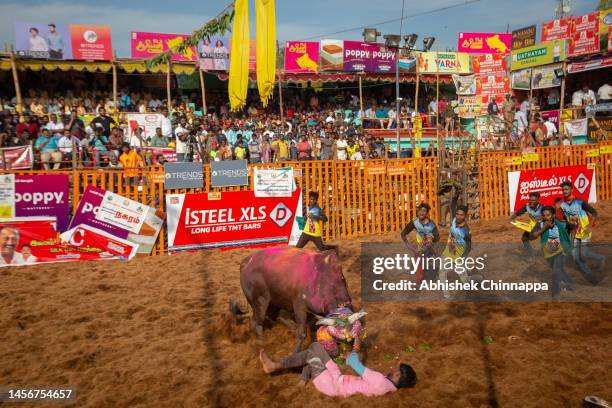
[14,174,70,231]
[320,39,344,71]
[254,167,294,197]
[457,32,512,54]
[131,32,197,61]
[473,53,507,74]
[14,21,72,59]
[343,41,396,73]
[587,116,612,141]
[210,160,249,187]
[398,56,417,73]
[166,189,301,251]
[567,54,612,73]
[452,75,476,95]
[0,146,34,169]
[0,175,15,219]
[510,40,566,71]
[70,185,164,254]
[569,28,600,56]
[541,18,572,42]
[141,147,177,163]
[531,63,562,89]
[164,162,204,190]
[458,96,482,118]
[508,164,596,212]
[573,12,600,33]
[511,68,532,90]
[70,25,113,60]
[126,113,164,141]
[563,118,588,138]
[512,25,537,50]
[96,190,148,234]
[199,36,230,71]
[476,74,509,97]
[540,110,560,129]
[0,218,137,267]
[284,41,319,73]
[415,52,471,74]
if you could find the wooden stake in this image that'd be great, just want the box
[199,69,207,114]
[112,51,118,113]
[167,60,172,111]
[9,50,23,116]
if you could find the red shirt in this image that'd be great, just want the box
[16,122,39,137]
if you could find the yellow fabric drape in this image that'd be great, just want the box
[228,0,250,112]
[255,0,276,107]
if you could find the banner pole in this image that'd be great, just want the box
[358,73,364,119]
[199,69,207,115]
[112,51,118,113]
[559,61,567,137]
[167,60,172,112]
[278,72,284,124]
[9,49,23,117]
[414,71,420,154]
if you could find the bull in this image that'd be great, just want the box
[237,247,352,351]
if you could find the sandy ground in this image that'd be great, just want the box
[1,202,612,407]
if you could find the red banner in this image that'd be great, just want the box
[542,18,572,42]
[473,54,507,75]
[166,189,300,251]
[508,164,596,212]
[569,13,600,57]
[573,12,600,33]
[70,25,113,60]
[0,146,33,169]
[0,218,136,267]
[476,74,509,97]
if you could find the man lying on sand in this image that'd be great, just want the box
[259,342,416,397]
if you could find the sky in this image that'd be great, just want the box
[0,0,600,57]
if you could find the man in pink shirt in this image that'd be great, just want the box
[260,342,416,397]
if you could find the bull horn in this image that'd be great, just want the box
[347,311,367,324]
[316,318,336,326]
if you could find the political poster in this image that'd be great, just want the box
[511,25,537,50]
[508,164,596,212]
[14,21,72,59]
[131,32,197,61]
[96,190,148,234]
[541,18,572,42]
[69,25,112,60]
[510,40,566,71]
[458,96,482,118]
[473,54,507,75]
[0,146,34,170]
[284,41,319,73]
[254,167,294,197]
[320,39,344,71]
[199,36,230,71]
[70,185,164,254]
[343,41,396,73]
[476,74,509,97]
[0,218,137,268]
[569,27,600,57]
[452,75,477,95]
[126,113,164,141]
[531,64,562,89]
[415,51,471,74]
[165,189,301,251]
[457,32,512,54]
[511,68,532,90]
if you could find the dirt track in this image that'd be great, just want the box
[1,202,612,407]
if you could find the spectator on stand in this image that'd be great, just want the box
[297,136,311,161]
[57,129,79,164]
[35,128,62,170]
[90,107,116,136]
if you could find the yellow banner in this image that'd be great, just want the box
[505,156,522,166]
[599,145,612,155]
[415,51,471,74]
[521,153,539,162]
[586,148,600,158]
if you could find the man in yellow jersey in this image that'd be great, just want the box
[295,191,337,252]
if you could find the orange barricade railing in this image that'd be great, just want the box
[4,157,439,255]
[478,141,612,220]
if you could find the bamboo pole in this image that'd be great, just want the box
[199,69,207,114]
[559,61,567,135]
[9,49,23,116]
[278,73,284,123]
[358,73,364,118]
[166,60,172,111]
[413,71,420,155]
[112,51,118,113]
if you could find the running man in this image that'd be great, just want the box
[530,206,575,300]
[559,181,605,282]
[401,203,440,282]
[510,192,543,255]
[259,342,416,397]
[439,205,472,299]
[295,191,337,252]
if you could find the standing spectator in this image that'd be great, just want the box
[219,140,232,161]
[234,140,247,160]
[321,135,334,160]
[90,128,110,166]
[174,117,190,162]
[260,134,272,163]
[544,116,558,145]
[160,108,172,139]
[248,134,261,163]
[334,134,348,161]
[297,136,311,161]
[64,111,85,138]
[119,142,144,169]
[90,107,116,136]
[597,81,611,103]
[35,128,62,170]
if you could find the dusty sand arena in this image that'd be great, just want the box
[1,202,612,407]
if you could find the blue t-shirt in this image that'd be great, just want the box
[35,136,59,152]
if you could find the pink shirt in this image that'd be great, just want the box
[312,360,397,397]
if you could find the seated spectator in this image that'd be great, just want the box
[90,128,110,166]
[149,127,169,147]
[57,129,79,164]
[35,128,62,170]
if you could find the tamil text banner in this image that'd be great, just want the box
[473,54,507,75]
[476,74,509,97]
[457,32,511,54]
[70,185,164,254]
[166,189,301,251]
[131,32,197,61]
[511,25,537,50]
[541,18,572,42]
[254,167,294,197]
[458,96,482,118]
[284,41,319,73]
[508,164,596,212]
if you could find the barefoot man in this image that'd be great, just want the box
[259,342,416,397]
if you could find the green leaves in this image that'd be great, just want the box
[145,9,235,69]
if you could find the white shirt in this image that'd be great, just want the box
[325,115,334,123]
[582,90,596,105]
[388,109,397,120]
[29,36,48,52]
[45,122,64,136]
[597,84,612,101]
[335,139,348,160]
[514,111,528,131]
[572,90,585,106]
[58,136,77,153]
[129,135,146,149]
[0,252,24,265]
[520,100,529,113]
[160,116,172,138]
[544,121,557,138]
[175,125,189,154]
[428,101,437,113]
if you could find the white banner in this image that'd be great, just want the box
[95,191,148,234]
[254,168,294,197]
[126,113,164,140]
[0,174,15,219]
